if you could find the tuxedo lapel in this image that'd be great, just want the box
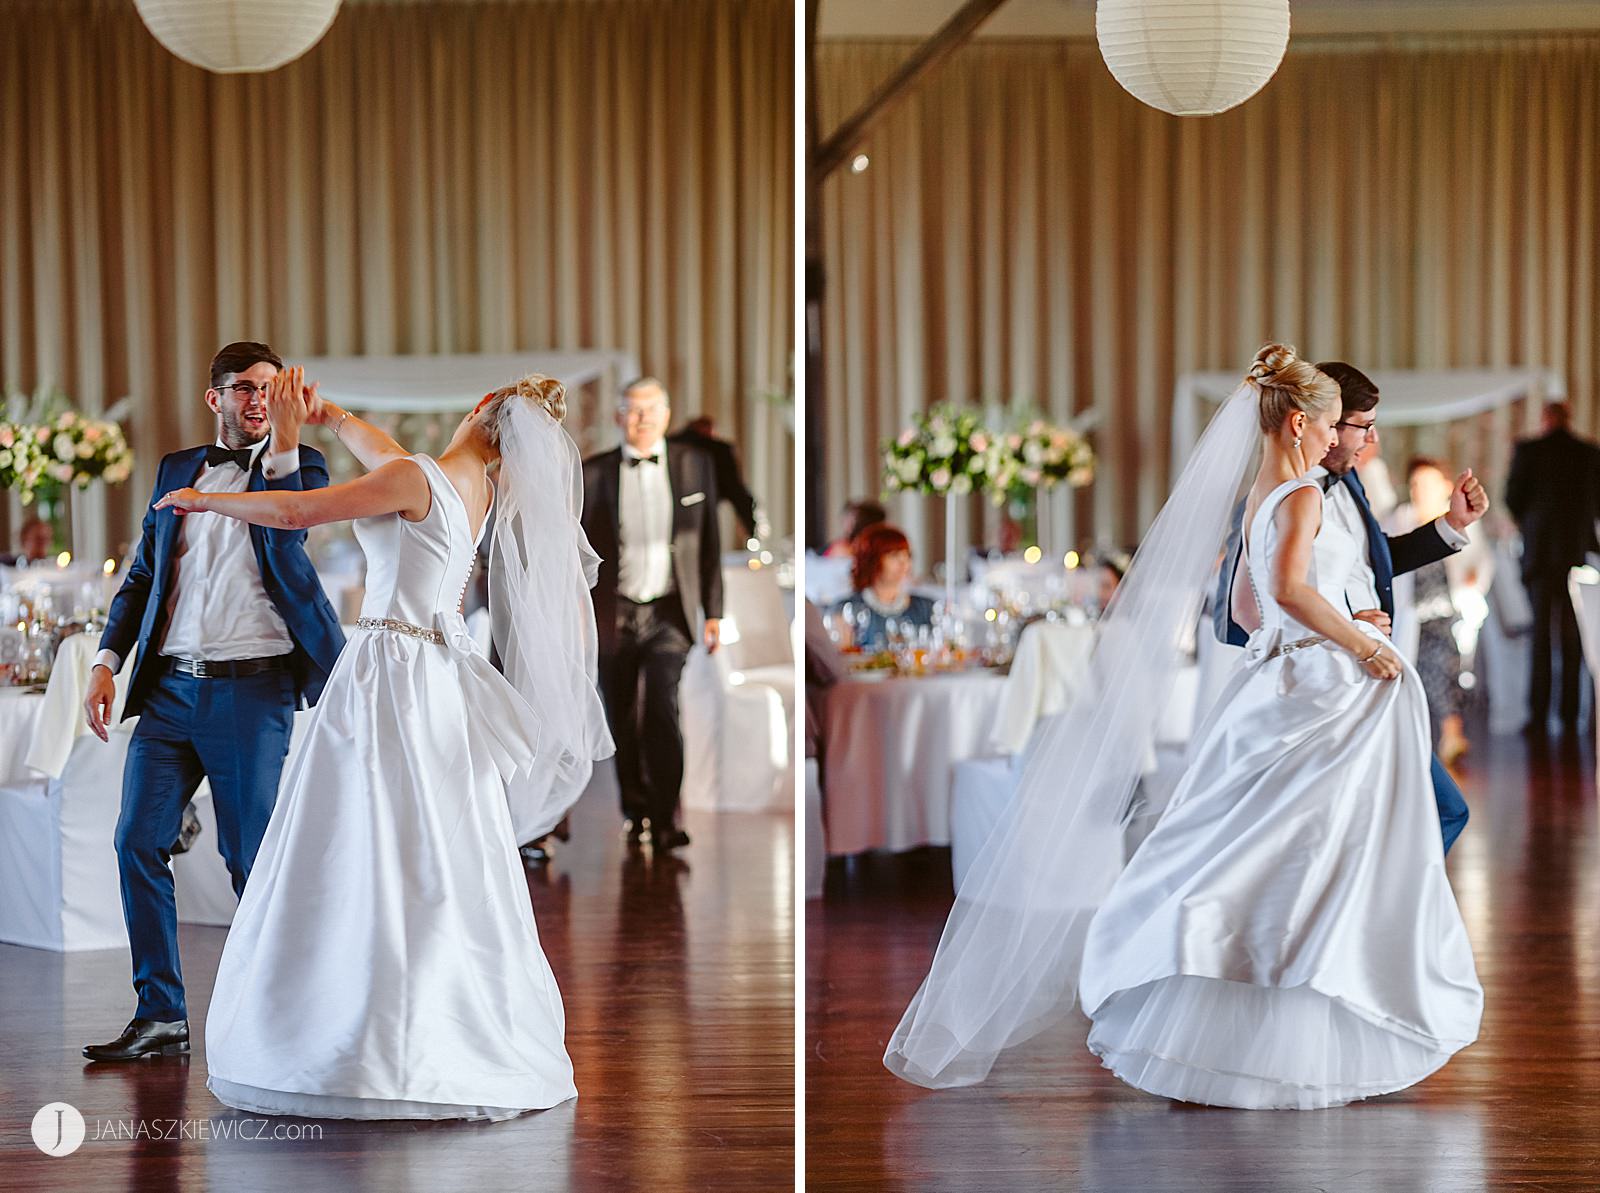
[1341,470,1393,590]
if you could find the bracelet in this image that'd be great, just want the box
[333,410,350,438]
[1360,644,1384,664]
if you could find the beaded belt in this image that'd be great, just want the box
[1267,634,1327,659]
[356,616,445,645]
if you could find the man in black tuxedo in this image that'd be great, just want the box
[582,378,723,851]
[1506,401,1600,733]
[670,415,760,543]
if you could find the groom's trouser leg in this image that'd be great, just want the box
[192,671,295,899]
[1430,756,1469,855]
[116,673,205,1022]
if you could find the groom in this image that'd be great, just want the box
[80,342,344,1061]
[1215,360,1489,854]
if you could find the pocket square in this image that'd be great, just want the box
[680,492,707,507]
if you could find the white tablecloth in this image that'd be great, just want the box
[821,670,1008,855]
[0,689,46,785]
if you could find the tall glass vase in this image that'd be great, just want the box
[32,484,68,556]
[944,490,960,612]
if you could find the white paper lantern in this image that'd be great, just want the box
[1096,0,1291,117]
[134,0,343,74]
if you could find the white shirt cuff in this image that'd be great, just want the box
[94,649,122,674]
[1432,516,1469,550]
[262,448,301,480]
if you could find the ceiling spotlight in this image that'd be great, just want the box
[850,154,870,174]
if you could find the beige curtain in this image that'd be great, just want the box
[816,36,1600,561]
[0,0,794,556]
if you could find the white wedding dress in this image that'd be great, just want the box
[1078,477,1483,1109]
[206,454,577,1121]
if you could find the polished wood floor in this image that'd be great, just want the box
[807,726,1600,1191]
[0,784,794,1192]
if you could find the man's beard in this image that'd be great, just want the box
[220,410,269,449]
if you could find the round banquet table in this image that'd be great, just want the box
[0,688,47,786]
[821,669,1008,855]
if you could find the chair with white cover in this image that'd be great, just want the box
[804,757,825,899]
[680,565,794,813]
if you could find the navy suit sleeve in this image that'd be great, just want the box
[98,460,167,667]
[700,453,723,621]
[259,445,329,552]
[1386,520,1456,579]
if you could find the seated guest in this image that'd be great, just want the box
[1,516,54,566]
[824,499,887,558]
[832,523,936,651]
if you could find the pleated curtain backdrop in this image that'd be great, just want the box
[816,36,1600,561]
[0,0,794,555]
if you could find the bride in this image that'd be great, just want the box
[885,345,1482,1108]
[155,368,613,1120]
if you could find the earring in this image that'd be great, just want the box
[1293,436,1302,449]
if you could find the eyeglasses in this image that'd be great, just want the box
[1335,419,1378,440]
[216,382,269,399]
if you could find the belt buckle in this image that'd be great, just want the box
[190,659,211,678]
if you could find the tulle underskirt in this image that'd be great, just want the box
[1085,974,1458,1110]
[206,1077,572,1122]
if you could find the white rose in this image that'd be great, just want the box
[951,473,973,496]
[929,467,952,490]
[0,449,11,469]
[76,442,94,459]
[1023,443,1045,467]
[51,462,74,482]
[932,435,958,457]
[54,433,76,462]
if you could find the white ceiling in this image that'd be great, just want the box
[818,0,1600,40]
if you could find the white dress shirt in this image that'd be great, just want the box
[96,437,299,672]
[617,439,676,603]
[1310,466,1468,613]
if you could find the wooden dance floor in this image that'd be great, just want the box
[807,729,1600,1191]
[0,787,794,1191]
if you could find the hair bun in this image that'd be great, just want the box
[515,374,567,423]
[1247,343,1301,388]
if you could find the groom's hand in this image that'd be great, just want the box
[1445,468,1489,532]
[84,664,115,742]
[1353,609,1392,636]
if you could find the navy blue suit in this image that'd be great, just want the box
[1213,469,1470,854]
[98,444,344,1021]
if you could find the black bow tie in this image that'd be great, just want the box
[626,454,661,468]
[1320,471,1341,493]
[206,445,257,471]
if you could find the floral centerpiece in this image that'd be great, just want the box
[882,404,995,498]
[0,420,48,505]
[987,417,1096,497]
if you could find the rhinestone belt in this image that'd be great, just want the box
[1267,634,1327,659]
[357,616,445,645]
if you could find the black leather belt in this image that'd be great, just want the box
[166,655,289,679]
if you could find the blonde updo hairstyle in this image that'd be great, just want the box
[478,373,567,446]
[1247,343,1340,436]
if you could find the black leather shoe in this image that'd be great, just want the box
[83,1018,189,1062]
[652,827,691,851]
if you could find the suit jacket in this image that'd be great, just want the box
[669,428,758,536]
[1505,427,1600,581]
[582,442,723,655]
[99,444,346,719]
[1214,469,1456,647]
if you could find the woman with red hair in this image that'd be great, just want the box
[831,523,936,651]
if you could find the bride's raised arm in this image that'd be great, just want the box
[154,458,432,531]
[285,370,412,471]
